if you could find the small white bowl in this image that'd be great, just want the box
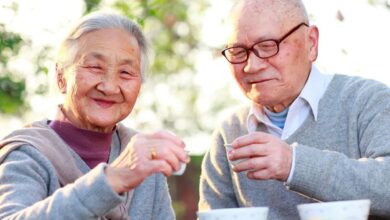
[197,207,269,220]
[297,199,371,220]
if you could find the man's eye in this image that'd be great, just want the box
[227,48,246,56]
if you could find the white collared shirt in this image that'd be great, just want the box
[246,65,334,183]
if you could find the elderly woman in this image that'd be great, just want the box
[0,12,189,220]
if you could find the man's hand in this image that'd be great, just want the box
[228,132,292,181]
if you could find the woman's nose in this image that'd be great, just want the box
[96,71,120,95]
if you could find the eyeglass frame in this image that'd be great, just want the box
[221,22,309,64]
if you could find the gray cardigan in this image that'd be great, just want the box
[199,74,390,220]
[0,120,175,220]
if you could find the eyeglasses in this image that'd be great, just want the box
[221,22,309,64]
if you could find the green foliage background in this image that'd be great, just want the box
[0,23,26,114]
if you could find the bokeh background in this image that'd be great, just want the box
[0,0,389,219]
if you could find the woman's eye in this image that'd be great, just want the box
[81,65,100,70]
[120,69,140,79]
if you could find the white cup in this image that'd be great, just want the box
[172,150,190,176]
[172,162,186,176]
[297,199,371,220]
[197,207,269,220]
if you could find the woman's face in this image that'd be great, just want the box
[58,28,142,132]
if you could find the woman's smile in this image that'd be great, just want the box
[93,98,117,108]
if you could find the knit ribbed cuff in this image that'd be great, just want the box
[72,163,125,216]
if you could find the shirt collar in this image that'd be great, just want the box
[246,65,333,132]
[298,65,331,121]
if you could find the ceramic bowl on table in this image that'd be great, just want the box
[297,199,370,220]
[197,207,269,220]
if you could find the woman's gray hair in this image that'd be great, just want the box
[57,12,148,80]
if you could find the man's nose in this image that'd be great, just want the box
[96,70,120,95]
[243,51,268,74]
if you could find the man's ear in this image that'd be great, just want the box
[56,63,66,94]
[307,25,319,62]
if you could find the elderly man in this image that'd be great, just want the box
[198,0,390,219]
[0,12,189,219]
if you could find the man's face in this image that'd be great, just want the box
[59,28,142,132]
[226,4,318,110]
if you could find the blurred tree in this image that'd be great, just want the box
[0,23,27,115]
[113,0,203,75]
[84,0,103,13]
[0,3,51,115]
[368,0,390,8]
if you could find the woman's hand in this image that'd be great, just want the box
[105,131,189,194]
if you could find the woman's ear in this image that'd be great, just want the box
[307,25,319,62]
[56,63,66,94]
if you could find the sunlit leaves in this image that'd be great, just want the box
[84,0,103,13]
[368,0,390,8]
[0,75,25,114]
[0,24,28,114]
[113,0,202,75]
[0,24,23,66]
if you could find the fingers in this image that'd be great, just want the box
[130,159,179,177]
[232,156,268,172]
[147,140,182,171]
[106,159,177,193]
[231,132,270,149]
[227,136,293,181]
[227,132,271,164]
[108,130,191,192]
[147,159,177,177]
[124,130,189,174]
[148,138,189,163]
[232,156,287,180]
[227,143,268,161]
[148,130,185,148]
[247,169,271,180]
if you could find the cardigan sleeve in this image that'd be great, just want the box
[0,145,124,220]
[198,129,239,210]
[287,79,390,217]
[152,174,176,220]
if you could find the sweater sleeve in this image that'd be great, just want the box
[0,145,124,220]
[152,174,175,220]
[287,80,390,217]
[198,129,239,210]
[126,173,175,220]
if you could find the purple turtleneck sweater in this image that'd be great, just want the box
[49,120,113,169]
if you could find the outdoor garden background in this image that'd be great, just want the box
[1,0,389,219]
